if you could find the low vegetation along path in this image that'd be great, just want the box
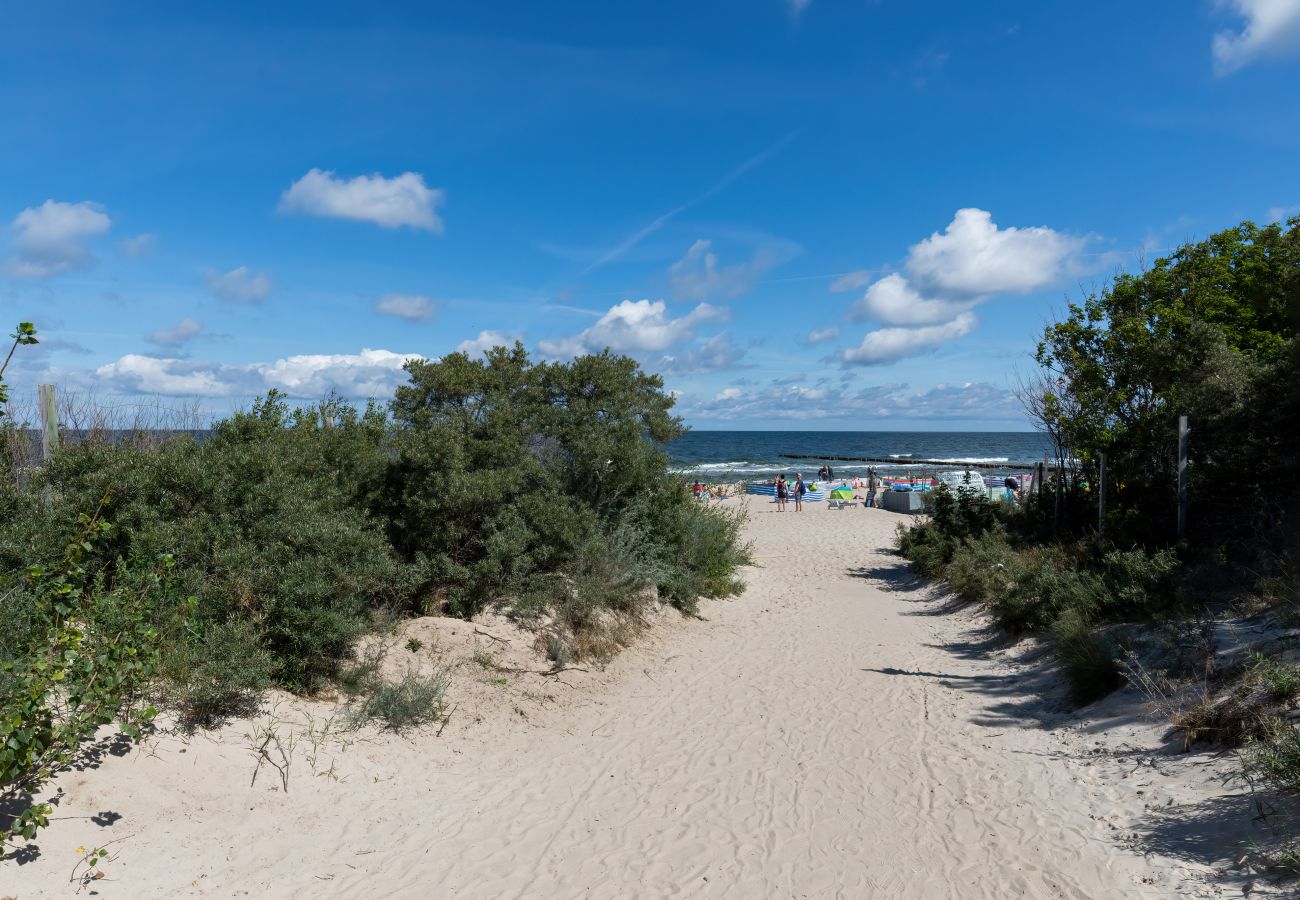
[14,507,1215,898]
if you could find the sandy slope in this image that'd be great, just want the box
[4,500,1268,898]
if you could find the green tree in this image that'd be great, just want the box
[1032,216,1300,543]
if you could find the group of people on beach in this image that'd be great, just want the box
[690,481,730,503]
[772,473,808,511]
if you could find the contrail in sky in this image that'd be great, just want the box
[579,129,803,277]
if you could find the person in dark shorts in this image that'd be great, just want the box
[776,475,788,511]
[794,473,806,511]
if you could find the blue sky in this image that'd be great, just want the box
[2,1,1299,430]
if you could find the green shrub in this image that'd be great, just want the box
[1100,547,1179,614]
[1052,606,1122,705]
[1242,717,1300,797]
[349,668,449,731]
[896,519,956,578]
[158,618,273,726]
[654,498,750,613]
[944,528,1020,606]
[0,511,171,842]
[337,641,386,698]
[1248,653,1300,704]
[31,393,417,693]
[2,346,751,760]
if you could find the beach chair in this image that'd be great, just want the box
[826,487,857,510]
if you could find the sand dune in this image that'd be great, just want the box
[4,500,1262,897]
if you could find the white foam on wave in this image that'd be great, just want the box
[670,461,757,473]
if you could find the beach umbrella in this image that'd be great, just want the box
[829,487,854,500]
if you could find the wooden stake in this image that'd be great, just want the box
[1177,415,1189,538]
[1098,452,1106,542]
[38,383,58,461]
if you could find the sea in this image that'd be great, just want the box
[666,431,1053,482]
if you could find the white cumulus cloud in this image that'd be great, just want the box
[677,380,1021,424]
[455,330,521,356]
[375,294,438,322]
[96,348,423,398]
[279,168,445,231]
[206,266,272,304]
[841,208,1083,364]
[903,208,1084,299]
[6,200,112,278]
[850,273,973,326]
[537,299,727,358]
[840,313,977,367]
[1213,0,1300,73]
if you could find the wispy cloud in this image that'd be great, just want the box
[668,238,799,301]
[121,233,156,257]
[580,130,802,276]
[205,266,272,304]
[805,325,840,346]
[656,332,750,375]
[375,294,438,322]
[147,317,204,349]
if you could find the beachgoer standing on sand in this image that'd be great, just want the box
[867,469,878,508]
[794,473,806,511]
[776,475,788,511]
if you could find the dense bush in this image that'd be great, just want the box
[0,512,175,841]
[377,345,750,625]
[2,341,750,796]
[22,392,414,694]
[897,485,1173,703]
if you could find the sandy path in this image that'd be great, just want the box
[7,503,1228,897]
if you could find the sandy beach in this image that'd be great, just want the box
[4,500,1263,898]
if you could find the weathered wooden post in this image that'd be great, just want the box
[1177,415,1189,538]
[1053,448,1062,533]
[38,383,58,461]
[1098,453,1106,542]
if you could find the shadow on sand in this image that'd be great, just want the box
[852,550,1290,894]
[1,731,134,865]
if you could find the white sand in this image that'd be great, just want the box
[4,500,1271,897]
